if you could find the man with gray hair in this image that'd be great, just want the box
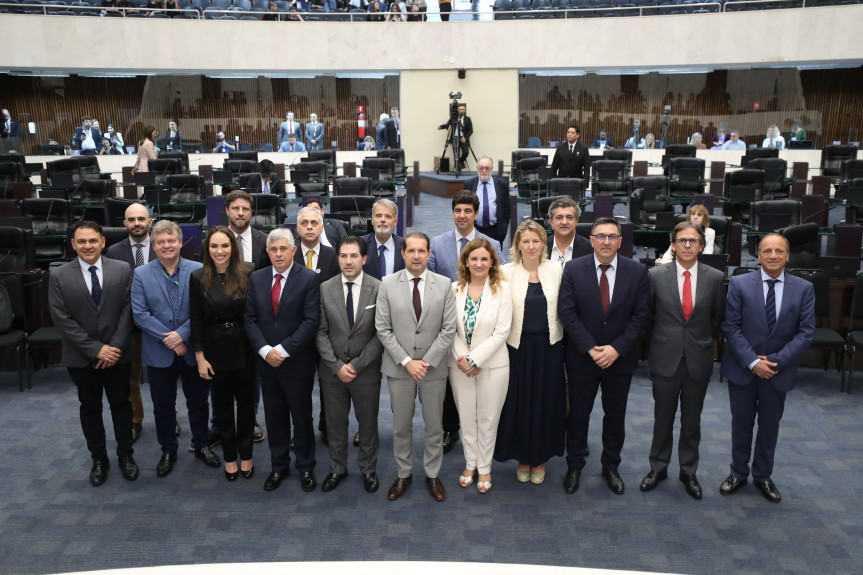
[245,228,322,492]
[362,198,405,280]
[546,196,592,268]
[464,156,511,245]
[294,205,340,283]
[375,113,390,151]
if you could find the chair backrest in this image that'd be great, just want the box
[105,197,144,227]
[256,143,274,153]
[750,199,801,232]
[237,172,260,188]
[786,268,829,318]
[725,169,765,200]
[293,181,328,198]
[166,174,203,203]
[73,155,102,179]
[661,144,697,170]
[330,195,375,218]
[517,155,547,179]
[362,157,395,180]
[333,177,372,196]
[76,178,110,203]
[511,149,541,180]
[158,151,190,174]
[779,222,820,269]
[308,149,338,177]
[0,272,27,332]
[741,147,779,167]
[0,156,26,182]
[0,227,36,271]
[821,145,858,177]
[19,199,72,235]
[376,149,406,178]
[526,136,542,148]
[749,157,789,197]
[547,178,585,200]
[46,157,81,186]
[841,159,863,181]
[248,193,280,228]
[102,226,129,250]
[531,195,567,221]
[294,161,329,183]
[603,149,631,163]
[630,175,669,196]
[228,150,258,163]
[850,273,863,324]
[147,158,182,185]
[592,159,628,194]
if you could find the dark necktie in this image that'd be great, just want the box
[459,236,468,256]
[378,244,387,278]
[236,233,244,261]
[89,265,101,306]
[599,264,610,315]
[412,277,422,321]
[569,144,574,154]
[134,243,144,268]
[481,182,490,228]
[766,279,778,333]
[271,274,282,315]
[682,270,692,321]
[346,281,355,330]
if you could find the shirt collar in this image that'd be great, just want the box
[759,269,785,283]
[273,263,292,278]
[79,257,102,271]
[130,236,150,248]
[375,235,395,251]
[302,242,321,255]
[407,269,428,282]
[676,260,698,278]
[457,229,476,243]
[342,272,363,287]
[594,254,618,270]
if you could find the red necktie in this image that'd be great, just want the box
[599,264,610,315]
[271,274,282,315]
[682,270,693,322]
[412,277,422,321]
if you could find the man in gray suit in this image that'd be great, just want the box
[316,236,384,494]
[376,232,457,501]
[640,222,726,499]
[49,221,138,486]
[428,190,502,455]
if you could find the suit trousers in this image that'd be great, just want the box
[648,358,709,477]
[321,376,381,475]
[388,375,446,478]
[728,379,787,482]
[213,367,255,462]
[148,355,210,454]
[449,365,509,474]
[566,369,633,472]
[129,329,144,425]
[442,378,460,434]
[68,363,134,462]
[259,361,316,473]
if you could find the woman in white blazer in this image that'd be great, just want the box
[493,220,566,485]
[449,238,512,494]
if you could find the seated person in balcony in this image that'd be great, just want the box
[286,5,304,19]
[164,121,184,151]
[106,124,126,154]
[101,0,120,15]
[146,0,165,15]
[785,119,806,143]
[263,2,281,20]
[721,131,746,151]
[213,131,235,154]
[710,122,729,150]
[624,133,644,149]
[98,136,121,156]
[357,135,376,151]
[367,0,386,20]
[590,129,613,149]
[246,160,286,199]
[296,0,312,10]
[164,0,180,14]
[386,1,407,20]
[657,204,714,264]
[689,132,706,150]
[74,116,102,155]
[279,134,306,153]
[762,125,785,150]
[406,2,422,20]
[643,133,656,149]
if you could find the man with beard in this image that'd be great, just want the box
[362,198,404,281]
[463,156,511,245]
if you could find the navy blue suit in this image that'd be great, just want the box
[558,254,650,472]
[720,270,814,481]
[245,263,321,474]
[361,232,404,280]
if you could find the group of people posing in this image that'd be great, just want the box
[51,170,813,505]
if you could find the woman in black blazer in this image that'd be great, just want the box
[190,226,255,482]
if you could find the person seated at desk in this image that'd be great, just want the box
[98,136,121,156]
[245,159,286,199]
[656,205,715,264]
[643,133,656,149]
[690,132,706,150]
[278,134,306,153]
[624,133,644,149]
[213,131,235,154]
[357,136,376,151]
[710,122,729,150]
[762,125,785,150]
[590,129,613,149]
[785,119,806,144]
[721,131,746,151]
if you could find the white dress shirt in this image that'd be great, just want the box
[551,236,576,267]
[79,257,103,292]
[747,269,786,370]
[301,242,321,271]
[676,260,698,307]
[234,227,253,265]
[375,235,396,277]
[129,236,151,266]
[258,264,293,360]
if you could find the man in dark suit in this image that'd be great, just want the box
[49,221,138,487]
[105,202,155,444]
[546,196,592,268]
[244,159,286,199]
[640,222,726,500]
[384,115,399,150]
[316,236,384,494]
[719,233,814,503]
[74,115,102,155]
[1,108,21,153]
[551,124,590,179]
[464,156,511,245]
[362,198,405,281]
[438,103,472,170]
[245,229,321,492]
[558,217,650,495]
[293,205,340,284]
[304,196,348,248]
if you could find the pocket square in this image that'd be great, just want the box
[365,304,376,309]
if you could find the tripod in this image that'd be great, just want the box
[436,120,476,177]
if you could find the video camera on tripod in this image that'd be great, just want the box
[446,91,463,127]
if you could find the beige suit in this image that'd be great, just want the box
[448,279,512,474]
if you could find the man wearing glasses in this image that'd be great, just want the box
[640,222,726,500]
[546,197,592,268]
[558,217,649,495]
[464,156,511,245]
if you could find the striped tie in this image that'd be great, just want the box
[765,279,778,333]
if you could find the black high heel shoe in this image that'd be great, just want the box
[240,463,254,479]
[225,467,239,482]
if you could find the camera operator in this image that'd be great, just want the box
[437,102,472,171]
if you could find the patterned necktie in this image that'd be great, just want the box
[271,274,282,315]
[378,244,387,278]
[134,243,144,268]
[459,236,468,257]
[89,265,101,306]
[766,279,778,333]
[481,182,490,228]
[412,277,422,320]
[306,249,315,270]
[599,264,610,315]
[682,270,693,321]
[236,233,244,261]
[345,281,355,330]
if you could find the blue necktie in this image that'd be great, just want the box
[89,265,101,306]
[263,178,270,194]
[346,281,355,330]
[766,279,778,333]
[481,182,490,228]
[378,244,387,278]
[459,236,468,255]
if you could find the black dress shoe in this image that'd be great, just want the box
[353,432,360,447]
[225,468,239,482]
[156,452,177,478]
[118,455,139,481]
[131,423,142,445]
[719,474,746,496]
[363,472,379,493]
[755,479,781,503]
[442,431,459,454]
[90,459,109,486]
[264,470,288,491]
[194,446,220,468]
[241,465,255,479]
[602,469,625,495]
[253,421,265,443]
[175,423,181,437]
[322,471,348,492]
[563,468,581,494]
[680,473,702,500]
[301,471,317,492]
[640,469,667,492]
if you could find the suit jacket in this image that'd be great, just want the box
[558,254,650,376]
[375,269,457,380]
[245,173,287,199]
[647,262,726,381]
[443,115,472,144]
[362,232,405,280]
[550,140,590,179]
[293,243,340,283]
[247,227,270,271]
[189,267,250,371]
[74,126,103,151]
[305,122,324,150]
[131,257,202,368]
[316,273,384,384]
[106,237,157,269]
[720,271,815,392]
[449,279,512,369]
[322,219,347,247]
[1,118,20,138]
[427,229,504,282]
[384,118,399,149]
[546,234,593,263]
[502,260,563,347]
[161,130,184,151]
[278,140,306,153]
[464,175,511,241]
[48,258,134,368]
[244,263,321,377]
[278,120,302,144]
[590,137,614,148]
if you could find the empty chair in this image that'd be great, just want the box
[511,149,541,182]
[836,159,863,200]
[0,226,36,271]
[0,154,27,182]
[157,151,190,174]
[18,198,72,267]
[362,157,396,197]
[308,149,338,179]
[667,157,706,198]
[515,155,548,198]
[740,147,779,167]
[256,143,274,153]
[591,159,628,196]
[723,169,766,223]
[157,174,205,223]
[786,269,845,378]
[661,144,697,171]
[0,162,22,199]
[493,0,513,18]
[376,149,406,179]
[844,272,863,392]
[73,179,110,224]
[0,272,28,390]
[293,160,329,184]
[146,158,183,187]
[749,157,790,198]
[526,136,542,147]
[229,150,258,163]
[749,199,801,232]
[293,181,328,199]
[602,149,631,165]
[820,145,858,181]
[511,0,531,8]
[547,178,585,200]
[333,177,372,197]
[329,195,375,232]
[248,193,281,229]
[779,222,820,269]
[223,159,258,183]
[233,0,251,9]
[105,197,142,227]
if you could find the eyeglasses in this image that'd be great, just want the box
[591,234,620,242]
[674,238,700,247]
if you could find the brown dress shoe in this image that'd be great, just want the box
[426,476,446,501]
[387,475,412,500]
